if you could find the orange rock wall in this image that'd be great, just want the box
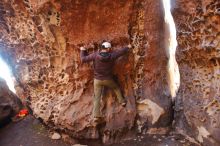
[173,0,220,145]
[0,0,173,144]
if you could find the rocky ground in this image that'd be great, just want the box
[0,116,198,146]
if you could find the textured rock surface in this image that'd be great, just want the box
[173,0,220,145]
[0,78,22,125]
[0,0,173,143]
[3,0,220,145]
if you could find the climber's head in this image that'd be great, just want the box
[100,41,111,52]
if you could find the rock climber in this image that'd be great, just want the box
[80,41,132,122]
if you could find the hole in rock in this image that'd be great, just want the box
[0,56,16,93]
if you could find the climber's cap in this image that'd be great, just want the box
[101,42,111,49]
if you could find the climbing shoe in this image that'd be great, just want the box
[93,117,104,123]
[93,117,100,123]
[121,102,126,107]
[91,117,105,127]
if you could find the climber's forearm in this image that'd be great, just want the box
[112,44,131,59]
[80,49,95,63]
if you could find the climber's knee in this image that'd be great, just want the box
[104,79,118,89]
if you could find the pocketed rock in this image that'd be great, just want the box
[2,0,219,145]
[0,0,173,144]
[173,0,220,145]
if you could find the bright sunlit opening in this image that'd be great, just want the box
[162,0,177,51]
[162,0,180,100]
[0,57,16,93]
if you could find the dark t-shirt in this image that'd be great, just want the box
[80,47,129,80]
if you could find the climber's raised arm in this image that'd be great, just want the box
[80,46,96,63]
[111,44,132,59]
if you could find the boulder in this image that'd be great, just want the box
[51,132,61,140]
[3,0,220,145]
[1,0,219,145]
[0,77,22,125]
[0,0,173,143]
